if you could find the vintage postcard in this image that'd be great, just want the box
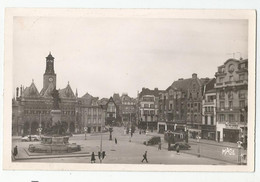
[3,8,256,171]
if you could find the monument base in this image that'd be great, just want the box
[28,136,81,153]
[51,110,62,124]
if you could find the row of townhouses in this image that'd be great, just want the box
[12,53,248,144]
[137,58,248,143]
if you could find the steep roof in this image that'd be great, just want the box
[80,92,93,106]
[170,78,193,91]
[23,81,40,98]
[59,83,75,99]
[113,93,121,105]
[139,88,161,98]
[205,78,216,92]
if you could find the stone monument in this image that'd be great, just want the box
[28,87,81,153]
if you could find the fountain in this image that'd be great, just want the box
[28,87,81,153]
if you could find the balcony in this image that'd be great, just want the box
[204,101,215,106]
[216,107,241,112]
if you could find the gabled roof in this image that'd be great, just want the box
[170,78,193,91]
[205,78,216,92]
[139,88,161,98]
[107,97,117,106]
[113,93,122,105]
[80,92,93,106]
[59,83,75,99]
[23,81,40,98]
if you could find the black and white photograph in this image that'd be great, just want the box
[3,9,256,171]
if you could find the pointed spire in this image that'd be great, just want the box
[32,79,34,83]
[75,89,78,97]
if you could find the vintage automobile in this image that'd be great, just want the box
[21,135,41,142]
[168,142,191,151]
[143,136,161,146]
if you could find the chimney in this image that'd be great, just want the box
[178,78,184,81]
[192,73,197,79]
[154,88,158,91]
[20,85,23,97]
[16,87,19,99]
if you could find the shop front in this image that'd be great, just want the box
[201,125,216,141]
[223,128,240,143]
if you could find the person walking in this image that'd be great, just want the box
[115,138,117,144]
[141,151,148,163]
[13,146,18,159]
[91,152,96,163]
[158,142,161,150]
[176,144,180,155]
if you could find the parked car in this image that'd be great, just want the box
[168,142,191,151]
[21,135,41,142]
[143,136,161,146]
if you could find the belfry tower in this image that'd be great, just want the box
[42,52,57,92]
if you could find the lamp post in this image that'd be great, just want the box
[37,113,42,137]
[237,141,242,165]
[98,106,106,163]
[196,135,201,157]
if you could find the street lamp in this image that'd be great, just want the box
[237,141,243,165]
[196,135,201,157]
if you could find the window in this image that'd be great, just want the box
[239,100,245,108]
[144,104,149,108]
[219,77,224,83]
[229,75,233,81]
[198,103,201,111]
[239,91,246,99]
[150,104,154,108]
[240,114,245,122]
[169,104,172,110]
[228,114,234,122]
[228,101,233,108]
[205,116,208,125]
[239,74,245,80]
[219,91,225,99]
[220,114,225,122]
[211,116,214,125]
[228,91,233,99]
[220,101,225,108]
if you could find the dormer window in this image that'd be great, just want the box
[228,64,235,72]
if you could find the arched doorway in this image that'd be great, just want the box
[23,122,30,136]
[69,122,75,133]
[31,121,39,135]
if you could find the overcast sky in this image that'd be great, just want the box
[13,17,248,98]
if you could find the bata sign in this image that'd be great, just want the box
[225,123,239,129]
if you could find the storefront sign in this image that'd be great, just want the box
[225,123,238,129]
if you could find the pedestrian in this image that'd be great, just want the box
[115,138,117,144]
[158,142,161,150]
[91,152,96,163]
[176,144,180,155]
[141,151,148,163]
[13,146,18,158]
[29,135,32,141]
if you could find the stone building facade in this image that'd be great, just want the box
[138,88,161,131]
[215,58,248,143]
[157,74,210,137]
